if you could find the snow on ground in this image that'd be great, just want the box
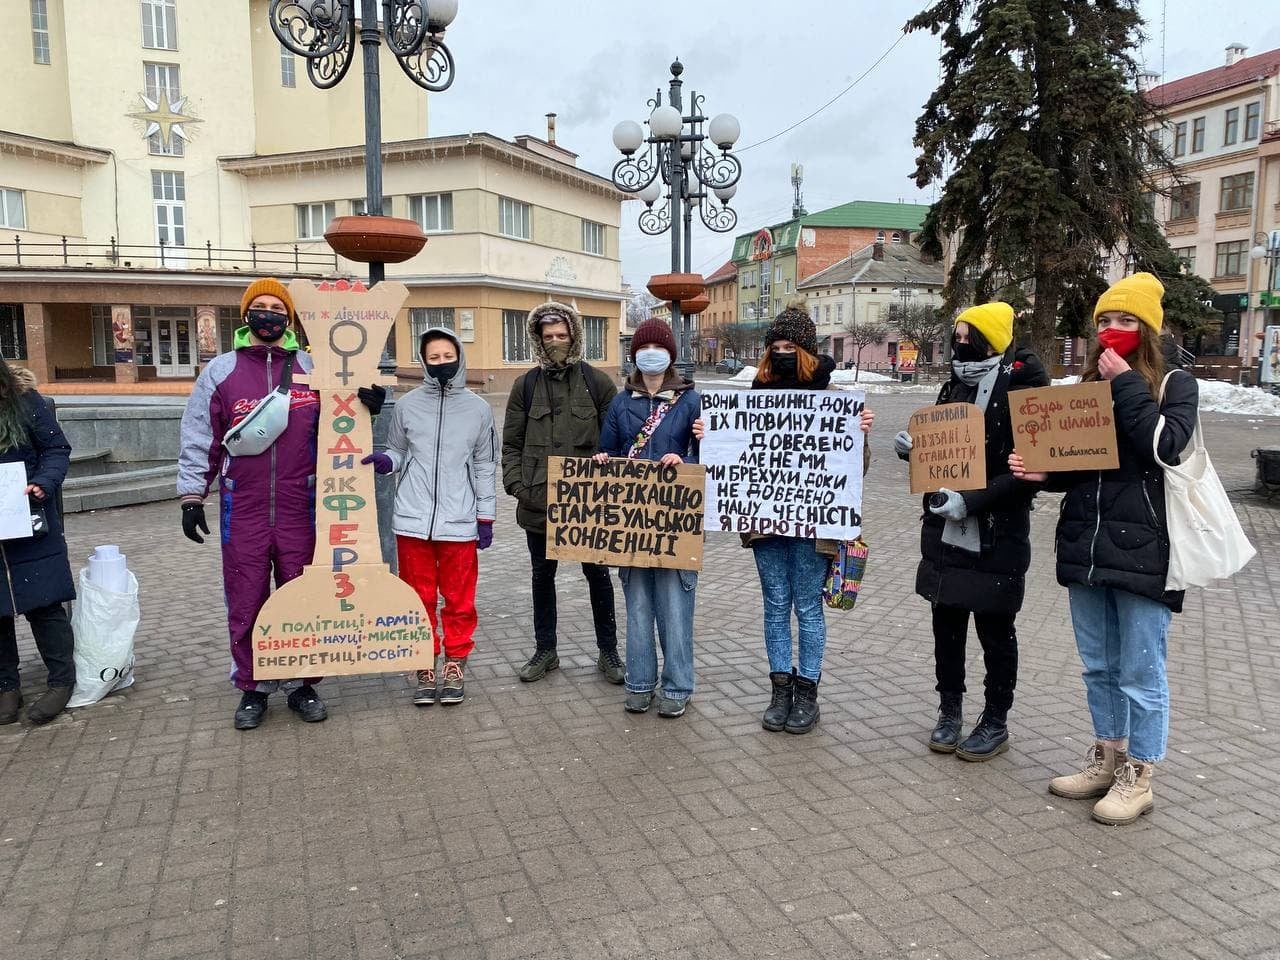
[1052,373,1280,416]
[729,365,895,385]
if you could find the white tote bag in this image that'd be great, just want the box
[1153,373,1256,590]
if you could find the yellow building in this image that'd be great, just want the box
[0,0,626,391]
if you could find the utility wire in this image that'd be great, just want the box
[737,30,909,153]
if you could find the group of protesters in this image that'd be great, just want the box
[0,269,1197,826]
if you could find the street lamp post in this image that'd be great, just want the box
[269,0,460,567]
[610,60,743,379]
[1250,230,1280,376]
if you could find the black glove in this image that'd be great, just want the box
[181,502,210,544]
[357,385,387,416]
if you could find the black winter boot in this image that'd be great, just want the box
[785,675,820,735]
[27,686,72,725]
[928,693,963,753]
[0,689,21,725]
[956,704,1009,761]
[762,670,793,732]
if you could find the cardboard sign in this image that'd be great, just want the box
[545,457,705,570]
[701,389,865,540]
[252,279,434,680]
[908,402,988,494]
[1011,380,1120,472]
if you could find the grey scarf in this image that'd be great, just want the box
[941,355,1004,553]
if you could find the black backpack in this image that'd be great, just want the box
[521,363,604,415]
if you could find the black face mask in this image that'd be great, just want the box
[426,360,460,385]
[771,353,798,378]
[245,308,288,343]
[951,340,986,363]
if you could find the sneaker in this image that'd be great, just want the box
[597,649,625,685]
[233,690,269,730]
[286,684,328,723]
[624,691,654,714]
[517,649,559,683]
[656,695,688,718]
[439,660,465,705]
[412,667,437,706]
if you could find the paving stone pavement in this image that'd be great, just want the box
[1,392,1279,960]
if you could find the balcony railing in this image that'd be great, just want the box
[0,236,339,274]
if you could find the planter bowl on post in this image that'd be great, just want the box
[647,272,705,303]
[680,293,711,315]
[324,216,427,263]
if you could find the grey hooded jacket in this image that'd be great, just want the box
[386,327,498,542]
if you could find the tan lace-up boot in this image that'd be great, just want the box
[1049,742,1124,800]
[1091,759,1154,825]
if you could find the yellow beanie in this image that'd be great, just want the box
[955,301,1014,354]
[240,277,296,322]
[1092,272,1163,332]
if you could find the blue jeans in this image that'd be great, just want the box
[1068,584,1172,763]
[752,538,829,681]
[618,567,697,700]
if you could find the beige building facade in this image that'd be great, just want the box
[0,1,625,391]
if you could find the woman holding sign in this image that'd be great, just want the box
[0,365,76,725]
[594,319,701,719]
[1010,273,1197,825]
[896,302,1049,761]
[744,300,874,735]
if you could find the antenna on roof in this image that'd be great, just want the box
[791,163,807,219]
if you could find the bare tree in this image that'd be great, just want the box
[889,303,949,371]
[626,289,661,330]
[842,316,891,382]
[711,320,757,361]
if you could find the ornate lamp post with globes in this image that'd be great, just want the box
[611,60,743,377]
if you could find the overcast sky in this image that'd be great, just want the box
[425,0,1280,290]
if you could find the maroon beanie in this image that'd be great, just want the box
[630,318,678,361]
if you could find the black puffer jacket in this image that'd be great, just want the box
[1051,369,1198,612]
[914,354,1050,613]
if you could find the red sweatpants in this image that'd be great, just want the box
[396,535,479,660]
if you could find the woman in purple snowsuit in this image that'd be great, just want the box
[177,279,384,730]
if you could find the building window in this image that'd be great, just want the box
[296,202,335,240]
[218,307,237,354]
[582,220,605,256]
[582,316,606,361]
[409,307,456,344]
[0,304,27,361]
[144,62,183,156]
[280,44,295,87]
[1190,116,1205,153]
[151,170,185,248]
[875,230,885,242]
[891,231,902,244]
[409,193,453,232]
[1244,102,1261,141]
[90,305,114,366]
[350,198,366,216]
[0,188,27,230]
[1172,246,1196,275]
[498,197,531,239]
[1168,182,1199,220]
[141,0,177,50]
[836,302,844,324]
[31,0,50,64]
[1215,240,1248,278]
[1173,121,1187,157]
[1224,107,1239,146]
[502,309,532,362]
[1219,172,1254,212]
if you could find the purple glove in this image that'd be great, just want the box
[477,520,494,550]
[360,452,394,474]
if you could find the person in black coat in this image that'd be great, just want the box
[1011,272,1197,826]
[0,365,76,725]
[895,302,1049,761]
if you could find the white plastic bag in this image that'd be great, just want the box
[1155,374,1256,590]
[67,567,140,708]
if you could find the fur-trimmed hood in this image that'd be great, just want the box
[11,367,37,392]
[527,301,583,369]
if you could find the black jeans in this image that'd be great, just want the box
[0,603,76,690]
[525,529,617,653]
[932,604,1017,712]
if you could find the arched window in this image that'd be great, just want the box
[891,231,902,244]
[875,230,885,243]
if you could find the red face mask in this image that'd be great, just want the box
[1097,326,1141,357]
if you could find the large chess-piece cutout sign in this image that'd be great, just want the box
[252,279,434,680]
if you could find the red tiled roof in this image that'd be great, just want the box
[1147,47,1280,108]
[704,260,736,285]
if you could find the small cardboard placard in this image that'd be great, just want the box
[908,402,988,494]
[1010,380,1120,472]
[252,279,434,680]
[700,389,866,540]
[0,462,31,541]
[546,457,705,571]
